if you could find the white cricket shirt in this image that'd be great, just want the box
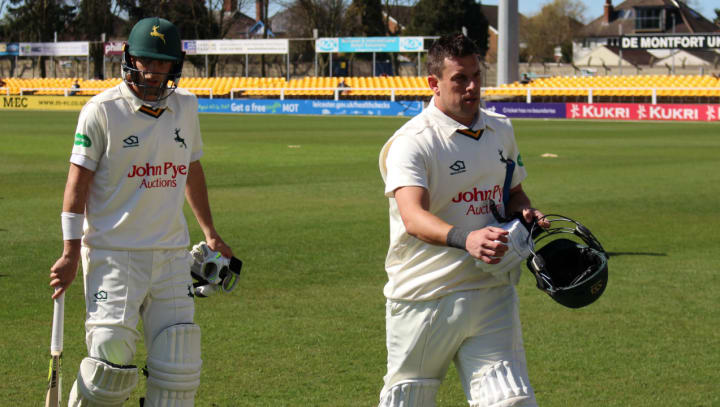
[379,98,527,301]
[70,82,203,250]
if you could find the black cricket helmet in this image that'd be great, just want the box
[122,17,185,101]
[526,215,608,308]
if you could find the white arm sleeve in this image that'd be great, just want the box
[383,135,429,198]
[70,102,106,167]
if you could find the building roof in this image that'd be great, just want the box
[480,5,529,32]
[580,0,720,38]
[218,10,258,39]
[606,46,656,65]
[481,5,498,30]
[269,8,291,36]
[655,48,720,65]
[575,45,656,67]
[383,5,412,29]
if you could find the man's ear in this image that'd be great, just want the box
[428,75,440,94]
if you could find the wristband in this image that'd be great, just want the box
[447,226,472,251]
[61,212,85,240]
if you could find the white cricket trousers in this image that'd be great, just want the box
[80,247,195,365]
[380,286,536,406]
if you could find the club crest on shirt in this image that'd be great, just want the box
[498,149,523,167]
[173,128,187,149]
[498,149,510,165]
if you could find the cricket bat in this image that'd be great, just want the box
[45,293,65,407]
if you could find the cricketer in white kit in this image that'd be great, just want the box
[49,17,233,407]
[378,34,549,407]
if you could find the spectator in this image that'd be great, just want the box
[338,79,350,96]
[69,80,80,96]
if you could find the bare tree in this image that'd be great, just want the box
[520,0,586,63]
[276,0,352,75]
[280,0,352,37]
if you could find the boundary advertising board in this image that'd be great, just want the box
[485,102,719,122]
[198,99,423,117]
[1,96,92,111]
[4,95,718,122]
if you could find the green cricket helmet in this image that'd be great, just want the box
[526,215,609,309]
[122,17,185,101]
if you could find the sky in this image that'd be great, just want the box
[480,0,718,23]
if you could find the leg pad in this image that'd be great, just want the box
[68,357,138,407]
[469,361,536,407]
[379,379,440,407]
[144,323,202,407]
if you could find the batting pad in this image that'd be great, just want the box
[379,378,440,407]
[144,323,202,407]
[469,361,536,407]
[68,357,138,406]
[475,219,533,285]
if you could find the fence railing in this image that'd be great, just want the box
[6,86,720,105]
[18,87,110,96]
[15,87,214,98]
[183,88,214,99]
[230,87,431,101]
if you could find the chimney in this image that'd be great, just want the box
[256,0,264,22]
[223,0,237,12]
[603,0,613,24]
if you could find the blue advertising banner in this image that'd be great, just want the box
[316,37,424,53]
[485,102,566,119]
[198,99,423,117]
[0,43,19,56]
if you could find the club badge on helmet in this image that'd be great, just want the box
[526,215,608,308]
[122,17,185,102]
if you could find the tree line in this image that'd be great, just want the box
[5,0,711,78]
[0,0,492,77]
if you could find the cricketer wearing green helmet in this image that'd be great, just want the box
[122,17,185,102]
[56,13,236,407]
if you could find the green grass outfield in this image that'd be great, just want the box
[1,110,719,406]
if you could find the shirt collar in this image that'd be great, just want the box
[425,97,491,139]
[119,81,173,113]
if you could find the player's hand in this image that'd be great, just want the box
[206,234,233,259]
[466,227,509,264]
[522,207,550,228]
[49,251,79,299]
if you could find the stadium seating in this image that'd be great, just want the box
[484,74,720,100]
[1,77,123,96]
[0,76,433,98]
[3,75,718,100]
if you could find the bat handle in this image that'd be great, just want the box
[50,293,65,353]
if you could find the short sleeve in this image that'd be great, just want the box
[70,102,106,170]
[189,97,203,162]
[383,135,429,198]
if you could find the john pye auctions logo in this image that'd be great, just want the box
[128,161,187,189]
[452,184,503,216]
